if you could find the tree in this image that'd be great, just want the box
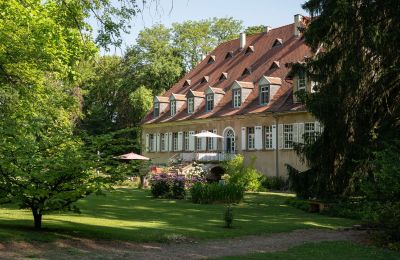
[244,25,265,35]
[0,0,143,229]
[129,85,154,124]
[292,0,400,199]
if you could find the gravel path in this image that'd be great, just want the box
[0,229,368,259]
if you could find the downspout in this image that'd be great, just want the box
[273,113,279,178]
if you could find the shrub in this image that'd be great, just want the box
[190,183,244,204]
[222,155,261,191]
[285,197,309,212]
[224,205,234,228]
[150,174,187,199]
[260,176,288,191]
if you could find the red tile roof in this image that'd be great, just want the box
[142,22,311,125]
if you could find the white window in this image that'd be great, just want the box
[207,129,214,150]
[298,71,306,91]
[188,98,194,114]
[184,132,189,151]
[170,100,176,116]
[160,133,166,151]
[195,132,202,151]
[265,126,273,149]
[154,102,159,117]
[233,89,241,108]
[283,124,294,149]
[304,122,316,143]
[173,133,178,151]
[149,134,155,152]
[260,84,269,105]
[247,127,255,150]
[206,94,214,111]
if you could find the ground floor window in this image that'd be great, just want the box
[265,126,273,149]
[160,133,166,151]
[196,132,202,150]
[184,132,189,151]
[247,127,255,150]
[207,129,214,150]
[149,134,155,152]
[283,124,293,149]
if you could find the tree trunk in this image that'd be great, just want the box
[139,175,145,189]
[32,210,42,229]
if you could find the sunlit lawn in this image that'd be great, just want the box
[0,188,357,242]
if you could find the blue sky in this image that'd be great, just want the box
[95,0,306,55]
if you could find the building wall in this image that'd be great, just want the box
[142,111,316,178]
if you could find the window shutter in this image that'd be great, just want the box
[272,125,277,149]
[178,132,183,151]
[278,124,283,149]
[241,127,246,151]
[255,126,263,150]
[293,123,299,144]
[200,130,206,151]
[156,133,160,152]
[298,123,305,143]
[168,132,173,151]
[189,131,195,151]
[212,129,218,151]
[145,134,149,152]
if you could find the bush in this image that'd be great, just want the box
[190,183,244,204]
[222,155,261,191]
[260,176,288,191]
[285,197,309,212]
[150,174,186,199]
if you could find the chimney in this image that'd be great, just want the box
[240,32,246,49]
[294,14,302,37]
[265,26,272,34]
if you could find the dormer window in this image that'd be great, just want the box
[233,89,241,108]
[225,51,233,59]
[206,94,214,111]
[269,61,280,70]
[245,45,254,54]
[259,84,269,105]
[207,55,216,64]
[272,38,283,47]
[183,79,191,88]
[219,72,228,81]
[298,71,306,90]
[170,100,176,116]
[153,102,160,117]
[200,76,209,84]
[188,97,194,114]
[242,67,251,76]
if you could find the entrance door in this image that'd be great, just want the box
[225,129,235,154]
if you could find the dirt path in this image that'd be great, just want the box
[0,229,368,259]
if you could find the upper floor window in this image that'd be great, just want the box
[259,84,269,105]
[206,94,214,111]
[207,129,214,150]
[153,102,159,117]
[170,100,176,116]
[304,122,316,143]
[195,131,202,150]
[188,98,194,114]
[247,127,255,150]
[265,126,273,149]
[233,89,241,108]
[283,124,294,149]
[149,134,155,152]
[298,71,306,91]
[173,132,178,151]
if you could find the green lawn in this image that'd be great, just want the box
[0,188,356,242]
[216,241,400,259]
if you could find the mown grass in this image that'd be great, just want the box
[0,188,357,242]
[216,241,400,259]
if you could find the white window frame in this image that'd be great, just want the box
[160,133,166,151]
[172,132,178,151]
[247,127,255,150]
[153,102,159,117]
[195,132,202,151]
[170,100,176,116]
[283,124,294,149]
[206,94,214,111]
[149,134,155,152]
[184,132,189,151]
[188,98,194,114]
[304,122,316,143]
[259,84,269,105]
[298,71,306,91]
[233,89,241,108]
[265,126,273,149]
[207,129,214,150]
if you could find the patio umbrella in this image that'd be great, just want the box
[192,131,224,138]
[114,152,150,160]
